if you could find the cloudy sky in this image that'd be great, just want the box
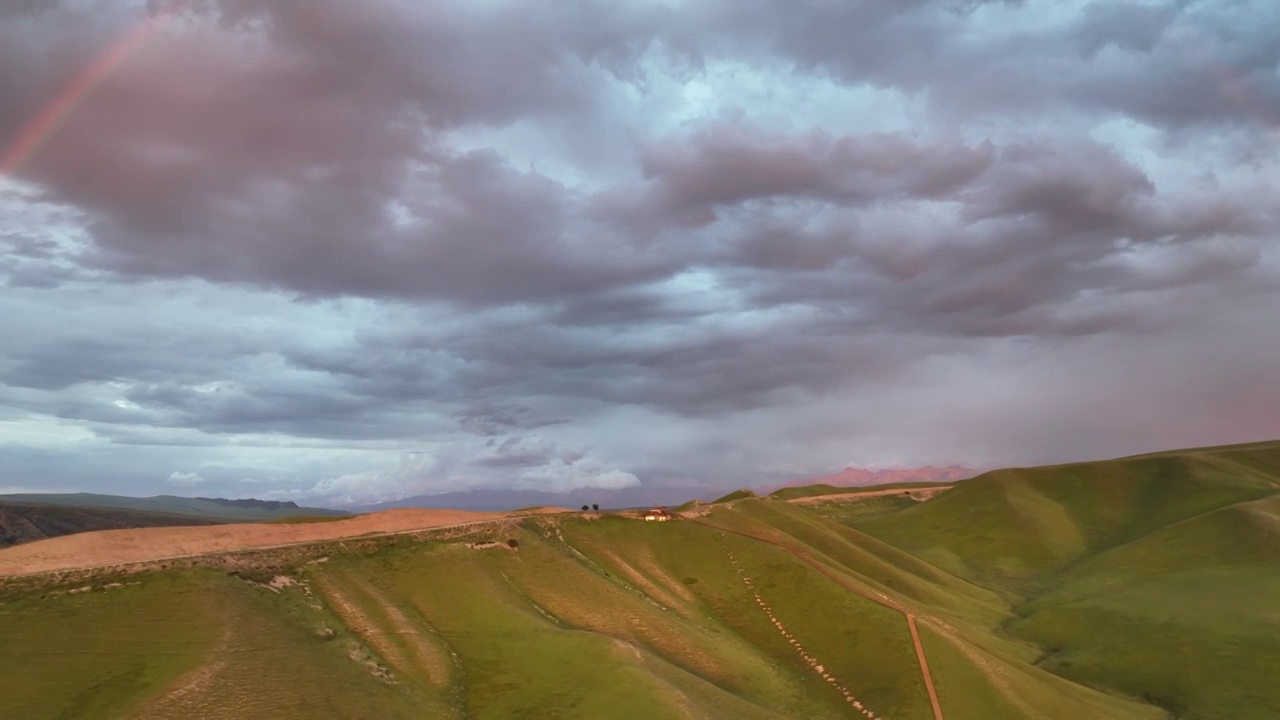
[1,0,1277,505]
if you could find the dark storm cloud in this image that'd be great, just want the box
[549,286,715,327]
[0,1,677,304]
[1071,1,1178,57]
[212,0,599,126]
[3,0,1273,312]
[456,404,568,437]
[680,0,1280,133]
[471,437,566,468]
[682,133,1277,339]
[1065,2,1280,131]
[594,126,995,233]
[1,0,1279,500]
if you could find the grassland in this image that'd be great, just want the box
[1,440,1277,719]
[849,441,1280,719]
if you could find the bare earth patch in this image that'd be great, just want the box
[128,596,236,719]
[358,582,455,688]
[0,509,505,577]
[598,548,688,614]
[318,582,397,673]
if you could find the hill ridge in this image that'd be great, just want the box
[2,438,1279,719]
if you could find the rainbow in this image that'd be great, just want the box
[0,16,163,178]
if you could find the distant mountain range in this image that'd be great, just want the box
[761,464,978,493]
[352,465,980,513]
[351,486,720,513]
[0,466,979,539]
[0,493,348,546]
[0,504,222,548]
[0,493,347,521]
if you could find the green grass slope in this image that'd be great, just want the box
[3,440,1277,719]
[0,508,1156,719]
[0,569,423,719]
[1008,494,1280,719]
[854,448,1279,596]
[694,500,1163,718]
[853,441,1280,720]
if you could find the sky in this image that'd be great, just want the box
[1,0,1278,505]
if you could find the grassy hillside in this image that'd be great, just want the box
[1005,493,1280,717]
[850,441,1280,719]
[710,488,757,504]
[854,449,1278,596]
[1,440,1277,719]
[0,512,1159,719]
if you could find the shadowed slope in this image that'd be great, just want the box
[851,441,1280,719]
[0,503,220,547]
[1008,494,1280,719]
[854,448,1279,596]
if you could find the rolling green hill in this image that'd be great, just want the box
[1,440,1277,719]
[847,441,1280,718]
[710,488,757,504]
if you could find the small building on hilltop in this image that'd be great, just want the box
[643,507,671,522]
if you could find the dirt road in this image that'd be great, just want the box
[907,613,945,720]
[0,508,540,578]
[785,486,950,505]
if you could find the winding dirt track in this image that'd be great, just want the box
[785,487,950,505]
[695,519,945,720]
[0,508,546,578]
[907,614,944,720]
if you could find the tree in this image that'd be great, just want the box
[592,503,599,512]
[581,504,589,512]
[506,538,520,549]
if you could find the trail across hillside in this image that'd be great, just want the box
[695,518,946,720]
[785,487,949,505]
[0,508,549,578]
[720,532,884,718]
